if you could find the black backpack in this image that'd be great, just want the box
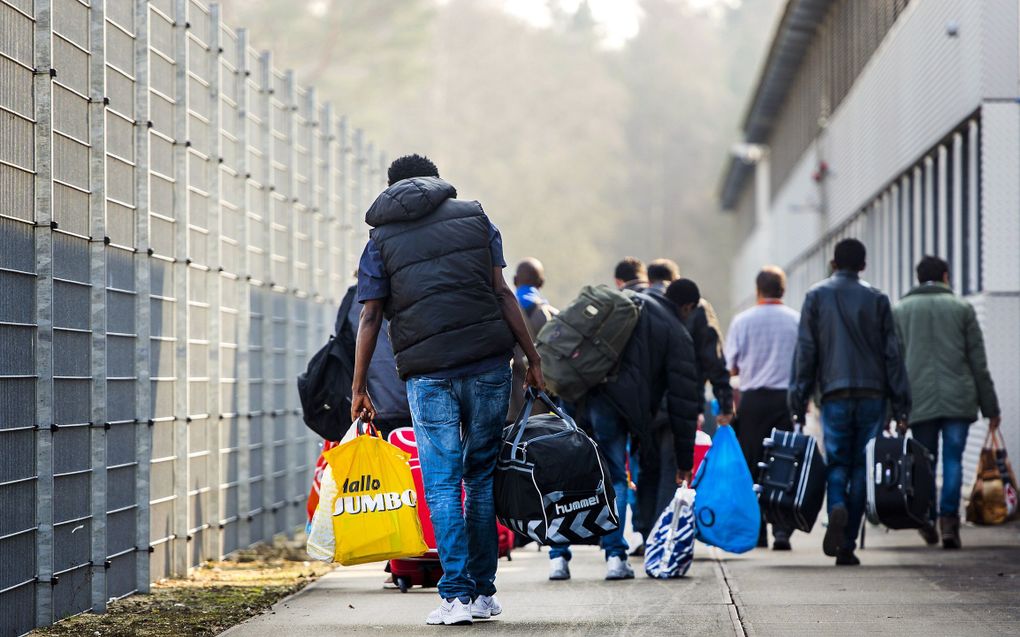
[297,292,356,441]
[495,389,619,545]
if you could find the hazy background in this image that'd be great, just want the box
[219,0,784,319]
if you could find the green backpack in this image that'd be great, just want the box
[536,285,640,403]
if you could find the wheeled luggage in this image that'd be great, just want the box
[865,432,934,529]
[495,389,619,545]
[387,427,513,593]
[755,426,826,533]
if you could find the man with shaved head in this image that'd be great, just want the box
[510,258,558,418]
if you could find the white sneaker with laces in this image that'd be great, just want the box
[605,555,635,580]
[548,556,571,580]
[425,598,473,626]
[471,595,502,619]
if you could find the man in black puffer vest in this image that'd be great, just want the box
[351,154,544,627]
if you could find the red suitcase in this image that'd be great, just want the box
[387,427,512,593]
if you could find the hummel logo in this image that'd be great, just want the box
[554,496,598,516]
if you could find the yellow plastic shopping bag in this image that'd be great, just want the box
[323,422,428,566]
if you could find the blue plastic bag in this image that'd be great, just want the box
[645,486,695,579]
[692,425,760,553]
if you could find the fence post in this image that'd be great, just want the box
[172,0,190,578]
[88,0,109,612]
[34,0,55,627]
[207,2,224,563]
[133,0,152,596]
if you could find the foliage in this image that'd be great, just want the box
[219,0,783,317]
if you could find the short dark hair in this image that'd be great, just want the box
[647,258,680,284]
[916,255,949,284]
[833,238,866,271]
[665,278,700,307]
[387,154,439,186]
[614,257,646,283]
[756,266,786,299]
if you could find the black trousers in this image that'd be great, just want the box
[733,388,793,539]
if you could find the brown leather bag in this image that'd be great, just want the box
[966,429,1019,525]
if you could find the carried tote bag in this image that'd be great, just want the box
[692,425,760,554]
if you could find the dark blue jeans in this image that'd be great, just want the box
[406,365,511,600]
[911,418,970,520]
[820,397,885,551]
[549,394,630,561]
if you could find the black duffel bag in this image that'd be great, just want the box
[495,389,619,545]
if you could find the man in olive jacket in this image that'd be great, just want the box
[894,256,1001,549]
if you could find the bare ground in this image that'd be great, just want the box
[30,538,334,637]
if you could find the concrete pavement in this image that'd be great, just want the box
[223,521,1020,636]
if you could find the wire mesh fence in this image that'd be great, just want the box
[0,1,384,634]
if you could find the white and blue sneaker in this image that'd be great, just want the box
[471,595,503,619]
[426,597,473,626]
[605,555,635,580]
[549,556,571,580]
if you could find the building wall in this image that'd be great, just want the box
[0,2,385,635]
[729,0,1020,498]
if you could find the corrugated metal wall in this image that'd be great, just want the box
[0,1,385,635]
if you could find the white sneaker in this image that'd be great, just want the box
[605,555,635,580]
[548,556,571,580]
[471,594,502,619]
[425,598,473,625]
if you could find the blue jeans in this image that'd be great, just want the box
[549,394,629,561]
[406,365,511,601]
[911,418,970,520]
[821,397,885,551]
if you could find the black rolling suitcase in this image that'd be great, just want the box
[755,426,827,533]
[865,432,934,529]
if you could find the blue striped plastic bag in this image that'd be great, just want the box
[644,485,695,578]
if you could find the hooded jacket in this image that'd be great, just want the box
[893,282,999,424]
[366,177,515,380]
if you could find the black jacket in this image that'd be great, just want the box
[337,286,410,427]
[596,290,700,470]
[685,300,734,415]
[789,271,911,421]
[366,177,515,379]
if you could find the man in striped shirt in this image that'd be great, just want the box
[724,266,800,550]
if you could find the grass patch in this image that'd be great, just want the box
[31,538,334,637]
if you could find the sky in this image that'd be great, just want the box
[501,0,738,47]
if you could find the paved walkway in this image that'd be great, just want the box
[223,521,1020,636]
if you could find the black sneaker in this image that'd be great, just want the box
[772,537,792,551]
[823,506,848,557]
[835,548,860,566]
[629,543,645,558]
[918,523,939,546]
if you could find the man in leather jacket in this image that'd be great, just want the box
[789,238,911,567]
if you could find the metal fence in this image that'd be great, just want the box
[0,1,384,634]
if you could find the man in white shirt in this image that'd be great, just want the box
[725,266,800,550]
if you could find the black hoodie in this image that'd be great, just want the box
[366,177,515,379]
